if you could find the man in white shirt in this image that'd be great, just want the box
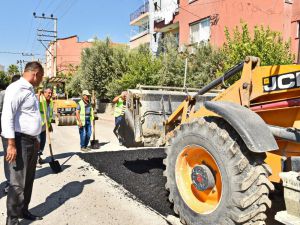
[1,62,44,225]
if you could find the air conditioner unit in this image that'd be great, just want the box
[285,0,293,4]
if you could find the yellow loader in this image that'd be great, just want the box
[163,56,300,225]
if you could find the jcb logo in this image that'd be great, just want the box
[263,71,300,92]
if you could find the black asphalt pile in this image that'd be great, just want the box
[78,148,175,216]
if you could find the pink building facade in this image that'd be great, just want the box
[154,0,300,60]
[46,35,92,78]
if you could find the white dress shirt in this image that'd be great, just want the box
[1,77,42,138]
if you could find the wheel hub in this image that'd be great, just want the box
[191,165,215,191]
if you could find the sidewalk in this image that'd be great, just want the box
[97,112,114,122]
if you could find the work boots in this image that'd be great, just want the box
[80,147,91,152]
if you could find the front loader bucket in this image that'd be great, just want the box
[119,87,218,147]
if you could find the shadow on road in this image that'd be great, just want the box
[20,179,94,225]
[90,142,110,149]
[35,165,71,180]
[44,152,77,161]
[123,158,164,174]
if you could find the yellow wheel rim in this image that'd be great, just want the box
[175,145,222,214]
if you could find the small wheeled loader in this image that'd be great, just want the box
[163,57,300,225]
[47,77,77,126]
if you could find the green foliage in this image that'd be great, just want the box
[156,34,185,87]
[0,71,10,90]
[68,38,129,98]
[7,64,20,76]
[107,45,162,97]
[189,43,224,88]
[222,24,294,82]
[66,68,84,96]
[67,25,295,100]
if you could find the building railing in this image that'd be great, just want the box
[130,1,149,22]
[130,29,150,41]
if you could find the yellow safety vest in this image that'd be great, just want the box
[39,97,54,128]
[114,98,126,117]
[77,100,94,126]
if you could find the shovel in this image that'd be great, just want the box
[41,94,62,173]
[90,90,99,149]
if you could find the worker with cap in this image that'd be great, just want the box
[38,87,54,165]
[76,90,94,152]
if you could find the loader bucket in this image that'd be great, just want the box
[119,87,218,147]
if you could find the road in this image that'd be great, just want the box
[0,116,283,225]
[0,117,179,225]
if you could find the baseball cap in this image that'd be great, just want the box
[82,90,91,96]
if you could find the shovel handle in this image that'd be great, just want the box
[41,94,54,158]
[92,90,96,141]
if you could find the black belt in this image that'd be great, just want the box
[15,132,37,140]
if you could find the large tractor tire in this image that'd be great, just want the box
[164,117,274,225]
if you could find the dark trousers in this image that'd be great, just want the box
[79,119,92,148]
[38,130,46,155]
[2,136,9,183]
[7,133,39,217]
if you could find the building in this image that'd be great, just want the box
[131,0,300,60]
[0,64,4,72]
[173,0,300,51]
[129,1,151,50]
[46,35,92,78]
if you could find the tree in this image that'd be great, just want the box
[221,23,294,82]
[7,64,20,76]
[66,68,84,97]
[0,71,10,90]
[68,38,129,99]
[107,45,162,97]
[188,43,224,88]
[156,34,185,87]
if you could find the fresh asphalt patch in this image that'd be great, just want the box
[78,148,284,225]
[78,148,175,217]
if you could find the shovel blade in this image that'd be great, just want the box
[90,140,100,149]
[49,160,62,173]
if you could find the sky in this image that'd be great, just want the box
[0,0,144,70]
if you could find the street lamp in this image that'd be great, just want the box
[178,45,196,89]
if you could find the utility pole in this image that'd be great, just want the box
[33,13,58,77]
[22,52,35,61]
[16,60,25,74]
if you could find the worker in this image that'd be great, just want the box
[38,87,54,165]
[0,74,21,194]
[112,91,127,145]
[2,61,44,225]
[76,90,94,152]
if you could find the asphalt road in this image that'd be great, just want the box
[0,118,176,225]
[0,115,285,225]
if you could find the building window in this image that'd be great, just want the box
[190,18,211,44]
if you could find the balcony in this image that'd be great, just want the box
[130,29,150,42]
[130,1,149,25]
